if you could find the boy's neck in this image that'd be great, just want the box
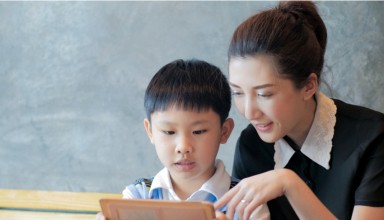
[170,168,216,200]
[171,178,204,200]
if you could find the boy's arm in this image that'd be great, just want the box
[123,178,153,199]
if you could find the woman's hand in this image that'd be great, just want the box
[215,169,337,220]
[214,169,287,220]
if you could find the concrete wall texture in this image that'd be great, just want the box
[1,1,383,193]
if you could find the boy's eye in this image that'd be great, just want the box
[193,130,207,135]
[163,131,175,135]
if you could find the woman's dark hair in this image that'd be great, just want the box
[228,1,327,88]
[144,59,231,124]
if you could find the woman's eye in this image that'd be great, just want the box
[257,92,272,98]
[193,130,207,135]
[231,90,243,96]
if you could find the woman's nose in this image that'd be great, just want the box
[244,97,262,120]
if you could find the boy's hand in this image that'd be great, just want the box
[96,212,107,220]
[215,211,231,220]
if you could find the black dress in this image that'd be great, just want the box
[232,99,384,220]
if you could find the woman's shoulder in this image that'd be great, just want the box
[333,99,384,121]
[333,98,384,141]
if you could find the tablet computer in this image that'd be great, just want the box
[99,198,215,220]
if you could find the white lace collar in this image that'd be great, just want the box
[274,92,337,170]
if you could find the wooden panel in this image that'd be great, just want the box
[0,210,97,220]
[0,189,121,212]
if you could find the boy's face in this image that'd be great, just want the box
[144,106,233,186]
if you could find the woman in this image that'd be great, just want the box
[214,1,384,220]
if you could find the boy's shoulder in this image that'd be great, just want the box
[133,177,154,188]
[123,177,155,199]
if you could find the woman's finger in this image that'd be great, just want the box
[223,184,251,219]
[214,185,239,210]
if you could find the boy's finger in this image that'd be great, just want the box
[214,211,230,220]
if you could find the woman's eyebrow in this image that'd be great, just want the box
[229,82,275,90]
[253,84,275,90]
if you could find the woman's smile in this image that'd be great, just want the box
[254,122,273,132]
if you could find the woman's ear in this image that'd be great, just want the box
[220,118,235,144]
[143,118,154,144]
[303,73,319,100]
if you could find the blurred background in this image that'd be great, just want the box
[0,1,383,193]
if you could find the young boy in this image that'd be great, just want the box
[99,59,269,219]
[123,59,235,204]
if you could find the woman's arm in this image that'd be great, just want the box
[352,206,384,220]
[282,169,336,220]
[214,169,336,220]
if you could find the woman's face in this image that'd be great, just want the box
[229,55,312,145]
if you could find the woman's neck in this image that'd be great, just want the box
[289,96,317,148]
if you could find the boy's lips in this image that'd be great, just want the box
[175,159,194,165]
[174,160,195,171]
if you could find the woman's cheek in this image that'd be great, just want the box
[233,98,246,116]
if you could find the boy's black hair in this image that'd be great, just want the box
[144,59,231,124]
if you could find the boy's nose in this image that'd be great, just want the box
[175,136,193,154]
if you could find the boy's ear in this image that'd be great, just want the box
[302,72,318,100]
[144,118,154,144]
[220,118,234,144]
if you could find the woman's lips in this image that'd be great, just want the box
[254,122,272,132]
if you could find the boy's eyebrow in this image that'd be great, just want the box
[229,82,275,90]
[191,120,210,125]
[157,119,210,126]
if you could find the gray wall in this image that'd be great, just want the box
[1,1,383,193]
